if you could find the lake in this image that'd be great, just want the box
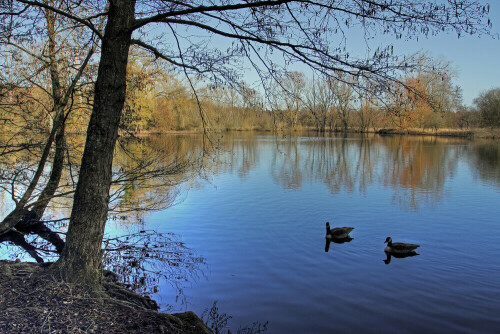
[119,133,500,333]
[3,132,500,333]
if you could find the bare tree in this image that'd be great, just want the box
[305,76,335,132]
[281,71,306,129]
[474,88,500,127]
[0,1,100,260]
[328,72,356,132]
[357,95,378,133]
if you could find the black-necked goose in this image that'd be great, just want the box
[384,237,419,254]
[325,222,354,239]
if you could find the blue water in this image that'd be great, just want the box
[129,134,500,332]
[1,132,498,332]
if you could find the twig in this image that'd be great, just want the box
[40,309,53,333]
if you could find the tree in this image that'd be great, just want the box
[328,72,356,132]
[384,57,462,130]
[120,53,159,133]
[1,0,491,283]
[357,94,379,132]
[281,71,306,129]
[305,76,335,132]
[452,105,481,129]
[0,1,99,261]
[474,88,500,127]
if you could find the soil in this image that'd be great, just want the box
[0,260,211,333]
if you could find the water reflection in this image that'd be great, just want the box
[178,133,469,210]
[383,251,419,265]
[1,133,499,223]
[139,133,497,211]
[467,141,500,184]
[324,237,353,252]
[3,133,497,223]
[103,229,206,308]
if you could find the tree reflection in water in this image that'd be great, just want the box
[1,133,500,306]
[102,230,206,308]
[467,141,500,184]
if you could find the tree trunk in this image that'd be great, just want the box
[0,6,67,245]
[52,0,136,283]
[16,119,67,254]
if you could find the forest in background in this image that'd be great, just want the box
[2,48,500,140]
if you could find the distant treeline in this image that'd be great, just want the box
[119,55,500,134]
[1,53,499,138]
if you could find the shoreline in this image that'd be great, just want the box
[0,260,212,333]
[120,127,500,140]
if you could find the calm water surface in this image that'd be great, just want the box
[125,133,500,333]
[6,132,495,333]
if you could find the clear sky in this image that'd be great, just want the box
[382,2,500,107]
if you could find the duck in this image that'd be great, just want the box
[325,222,354,239]
[384,237,419,254]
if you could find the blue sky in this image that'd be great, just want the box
[376,3,500,107]
[168,2,499,107]
[248,2,500,107]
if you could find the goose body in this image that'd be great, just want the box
[384,237,419,254]
[325,222,354,239]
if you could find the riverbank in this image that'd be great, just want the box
[376,127,500,139]
[0,261,211,333]
[125,127,500,139]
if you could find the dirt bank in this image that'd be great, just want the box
[0,260,211,333]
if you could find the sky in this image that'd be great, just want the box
[353,2,500,107]
[159,1,500,108]
[241,2,500,107]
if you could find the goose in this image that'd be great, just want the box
[384,237,419,254]
[325,222,354,239]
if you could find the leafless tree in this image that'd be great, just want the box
[0,1,100,260]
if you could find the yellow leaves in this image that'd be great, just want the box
[388,73,437,129]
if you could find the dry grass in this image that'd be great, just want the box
[469,128,500,139]
[375,127,500,139]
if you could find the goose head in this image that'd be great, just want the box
[384,237,392,245]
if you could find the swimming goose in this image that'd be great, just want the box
[325,222,354,239]
[384,237,419,254]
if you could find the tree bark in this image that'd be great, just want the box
[52,0,136,283]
